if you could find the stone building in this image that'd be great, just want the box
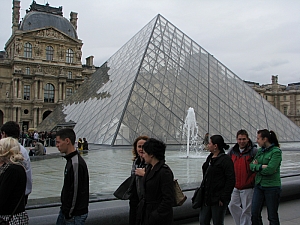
[0,1,96,131]
[246,75,300,126]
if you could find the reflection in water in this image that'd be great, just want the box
[30,147,300,200]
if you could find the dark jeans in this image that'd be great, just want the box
[199,202,228,225]
[129,199,138,225]
[56,209,88,225]
[251,184,281,225]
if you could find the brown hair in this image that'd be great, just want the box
[132,135,149,161]
[236,129,249,139]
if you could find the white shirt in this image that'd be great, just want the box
[19,144,33,196]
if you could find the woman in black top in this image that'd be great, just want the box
[199,135,235,225]
[0,137,28,224]
[137,138,174,225]
[129,136,148,225]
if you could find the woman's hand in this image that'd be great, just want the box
[252,159,258,164]
[135,168,145,177]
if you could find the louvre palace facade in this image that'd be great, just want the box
[0,1,96,131]
[38,14,300,145]
[246,75,300,127]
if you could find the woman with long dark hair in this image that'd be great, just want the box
[199,135,235,225]
[250,129,282,225]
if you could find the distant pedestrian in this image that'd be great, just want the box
[78,138,83,151]
[56,128,89,225]
[228,129,257,225]
[83,138,89,150]
[250,129,282,225]
[33,131,39,142]
[202,133,209,150]
[29,140,45,156]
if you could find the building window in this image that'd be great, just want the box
[44,83,55,103]
[283,106,287,115]
[24,43,32,58]
[24,85,30,100]
[283,95,286,101]
[68,71,72,79]
[66,88,73,97]
[46,46,54,61]
[66,49,74,63]
[25,67,30,75]
[265,96,268,100]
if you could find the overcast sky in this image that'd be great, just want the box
[1,0,299,85]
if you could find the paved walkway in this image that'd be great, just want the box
[178,199,300,225]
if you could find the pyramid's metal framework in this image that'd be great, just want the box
[38,14,300,145]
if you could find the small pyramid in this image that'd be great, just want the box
[38,14,300,145]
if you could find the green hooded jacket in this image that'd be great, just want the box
[250,145,282,187]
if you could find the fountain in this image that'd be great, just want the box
[182,107,199,158]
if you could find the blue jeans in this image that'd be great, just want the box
[251,184,281,225]
[56,209,88,225]
[199,202,228,225]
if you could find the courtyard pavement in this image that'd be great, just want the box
[178,198,300,225]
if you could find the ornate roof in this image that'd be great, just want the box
[19,1,77,39]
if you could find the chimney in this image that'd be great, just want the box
[12,0,21,33]
[70,12,78,30]
[86,56,94,67]
[272,75,278,85]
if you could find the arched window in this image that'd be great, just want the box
[44,83,55,103]
[46,46,54,61]
[24,43,32,58]
[66,49,74,63]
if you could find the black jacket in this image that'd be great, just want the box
[137,160,174,225]
[61,151,89,218]
[202,153,235,206]
[0,164,26,215]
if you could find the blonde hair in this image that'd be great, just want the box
[0,137,24,164]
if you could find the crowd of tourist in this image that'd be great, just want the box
[0,120,282,225]
[19,130,57,148]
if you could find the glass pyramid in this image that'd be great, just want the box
[38,14,300,145]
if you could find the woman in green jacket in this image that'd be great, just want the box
[250,129,282,225]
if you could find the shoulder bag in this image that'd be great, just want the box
[113,175,135,200]
[191,165,210,209]
[173,179,187,207]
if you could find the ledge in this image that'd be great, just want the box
[26,175,300,225]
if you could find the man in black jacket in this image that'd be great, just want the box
[55,128,89,225]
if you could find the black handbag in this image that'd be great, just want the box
[113,175,135,200]
[191,185,204,209]
[191,165,210,209]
